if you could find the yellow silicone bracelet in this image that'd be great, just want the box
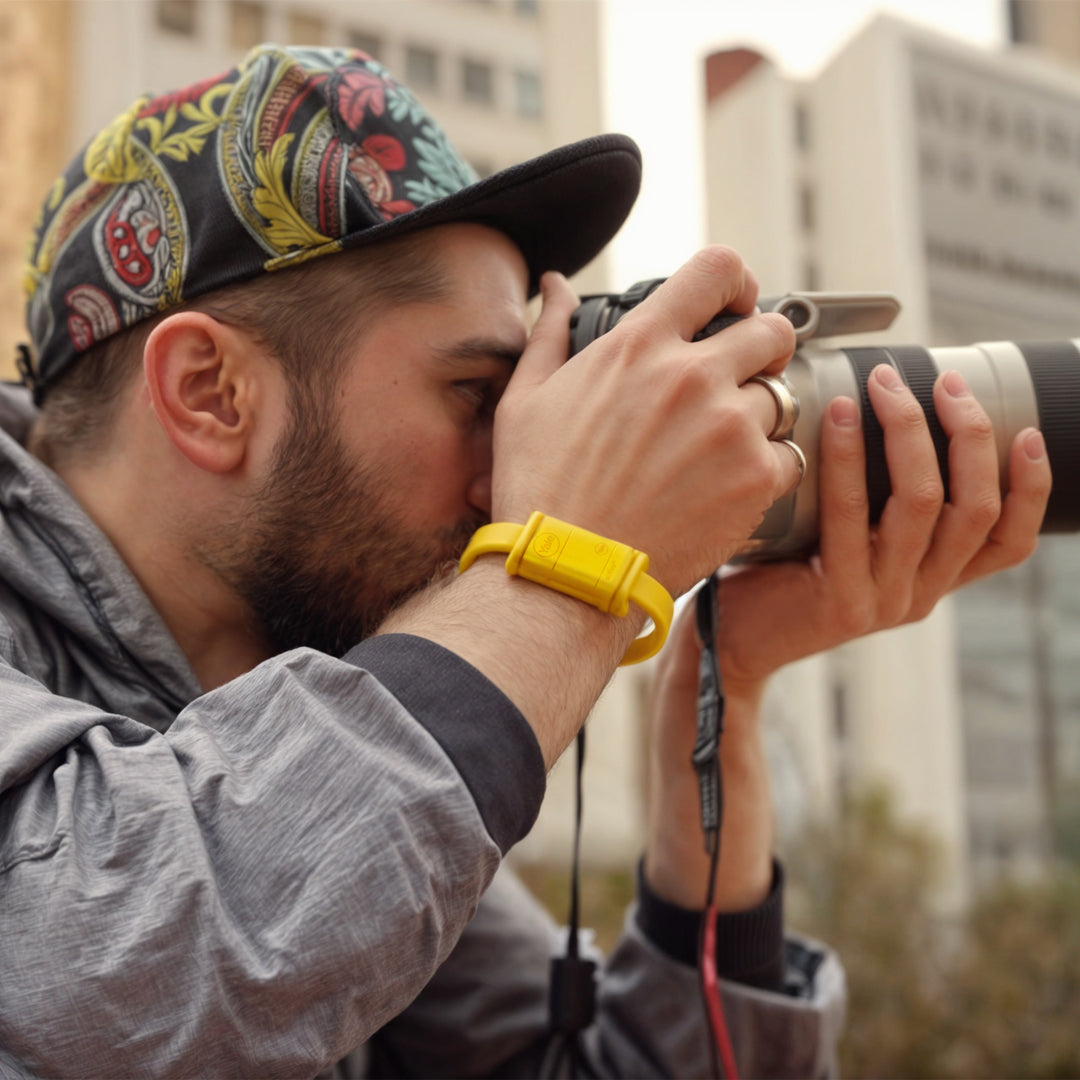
[459,512,674,665]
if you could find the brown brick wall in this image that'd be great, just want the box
[0,0,71,380]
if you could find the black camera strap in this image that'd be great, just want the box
[543,728,596,1079]
[694,574,724,853]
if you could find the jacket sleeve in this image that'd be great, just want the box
[363,863,846,1079]
[0,634,545,1079]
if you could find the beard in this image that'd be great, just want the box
[203,403,481,657]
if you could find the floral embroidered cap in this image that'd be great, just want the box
[21,43,642,404]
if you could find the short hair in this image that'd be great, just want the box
[28,230,450,469]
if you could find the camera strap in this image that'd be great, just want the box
[543,728,596,1080]
[694,573,740,1080]
[694,574,724,850]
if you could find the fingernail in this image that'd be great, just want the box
[875,365,904,391]
[830,396,859,427]
[943,370,969,397]
[1024,429,1046,461]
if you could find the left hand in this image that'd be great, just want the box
[714,365,1051,696]
[642,366,1051,911]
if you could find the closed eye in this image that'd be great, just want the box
[454,379,500,417]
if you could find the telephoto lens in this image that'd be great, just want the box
[569,282,1080,561]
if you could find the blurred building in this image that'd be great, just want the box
[0,0,652,869]
[705,13,1080,903]
[1009,0,1080,68]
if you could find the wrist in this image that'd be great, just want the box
[379,556,639,768]
[459,513,673,664]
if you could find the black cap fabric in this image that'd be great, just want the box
[21,43,641,404]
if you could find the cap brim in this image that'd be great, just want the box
[340,133,642,294]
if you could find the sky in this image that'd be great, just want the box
[601,0,1006,283]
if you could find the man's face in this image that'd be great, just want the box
[219,224,529,656]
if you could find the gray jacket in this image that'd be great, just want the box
[0,384,844,1078]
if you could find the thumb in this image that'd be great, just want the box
[507,271,579,397]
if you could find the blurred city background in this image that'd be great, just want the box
[2,0,1079,1074]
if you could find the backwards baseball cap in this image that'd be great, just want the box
[20,43,641,405]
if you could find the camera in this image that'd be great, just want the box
[570,280,1080,561]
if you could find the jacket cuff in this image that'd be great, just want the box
[634,859,786,992]
[342,633,546,855]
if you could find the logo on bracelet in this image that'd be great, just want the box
[534,531,561,557]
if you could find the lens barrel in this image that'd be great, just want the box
[570,281,1080,559]
[841,342,1080,534]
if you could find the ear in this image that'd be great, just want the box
[143,312,263,474]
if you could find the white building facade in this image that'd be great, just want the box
[705,14,1080,903]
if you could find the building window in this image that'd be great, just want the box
[156,0,198,35]
[798,183,815,232]
[348,29,383,60]
[515,0,540,15]
[794,101,810,152]
[406,46,440,92]
[463,59,495,106]
[1008,0,1036,43]
[514,69,542,118]
[288,11,326,44]
[230,1,265,50]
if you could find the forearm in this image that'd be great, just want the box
[0,646,537,1076]
[376,557,642,769]
[645,683,773,912]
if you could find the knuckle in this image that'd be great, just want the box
[966,490,1002,533]
[754,311,797,358]
[878,592,913,629]
[1029,470,1054,503]
[694,244,744,282]
[996,533,1039,568]
[836,597,876,639]
[662,355,712,406]
[608,315,660,360]
[909,478,945,517]
[906,596,936,624]
[707,392,755,439]
[965,409,995,444]
[898,398,930,432]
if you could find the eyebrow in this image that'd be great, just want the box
[432,336,524,369]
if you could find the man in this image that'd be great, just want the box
[0,44,1049,1078]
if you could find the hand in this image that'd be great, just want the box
[714,365,1052,695]
[491,247,800,598]
[641,365,1051,911]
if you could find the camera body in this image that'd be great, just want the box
[570,284,1080,561]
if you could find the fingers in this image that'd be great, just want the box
[818,396,873,591]
[954,426,1051,587]
[707,312,797,382]
[506,272,578,398]
[856,366,1048,620]
[866,365,944,604]
[613,245,762,342]
[913,371,1002,600]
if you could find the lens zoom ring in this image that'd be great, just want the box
[1020,341,1080,532]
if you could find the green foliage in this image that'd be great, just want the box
[942,871,1080,1078]
[784,788,1080,1079]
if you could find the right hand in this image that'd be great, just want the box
[491,246,799,598]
